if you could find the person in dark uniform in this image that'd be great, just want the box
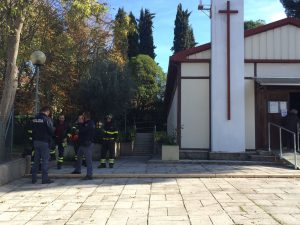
[53,114,70,169]
[285,109,300,150]
[98,114,118,168]
[70,115,86,167]
[31,106,55,184]
[71,111,95,180]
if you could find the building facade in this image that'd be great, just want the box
[165,18,300,157]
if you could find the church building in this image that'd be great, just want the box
[165,0,300,158]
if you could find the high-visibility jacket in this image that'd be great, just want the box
[103,122,118,142]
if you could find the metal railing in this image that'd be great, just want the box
[268,122,298,169]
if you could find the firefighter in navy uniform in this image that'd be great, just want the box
[70,115,86,166]
[25,118,36,172]
[98,114,118,168]
[54,114,71,169]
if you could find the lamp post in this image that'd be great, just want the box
[30,50,46,114]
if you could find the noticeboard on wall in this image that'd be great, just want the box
[268,101,288,116]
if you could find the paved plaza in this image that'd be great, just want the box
[47,157,300,178]
[1,176,300,225]
[2,158,300,225]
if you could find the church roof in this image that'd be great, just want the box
[170,17,300,62]
[165,17,300,114]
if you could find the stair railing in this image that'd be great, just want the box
[268,122,297,169]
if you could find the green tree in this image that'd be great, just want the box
[74,60,134,120]
[113,8,129,65]
[172,3,196,53]
[281,0,300,18]
[138,9,156,59]
[127,12,139,58]
[244,20,266,30]
[129,54,165,120]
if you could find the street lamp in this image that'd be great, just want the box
[30,50,46,114]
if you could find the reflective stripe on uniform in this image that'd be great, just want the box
[57,157,64,163]
[100,159,106,163]
[108,159,114,163]
[103,138,115,141]
[50,150,56,154]
[27,130,32,133]
[104,131,118,135]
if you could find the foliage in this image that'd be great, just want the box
[281,0,300,18]
[118,129,135,142]
[138,9,156,59]
[112,8,130,66]
[154,131,177,145]
[0,0,110,116]
[129,54,165,120]
[74,59,134,121]
[172,3,196,53]
[127,12,139,59]
[244,20,266,30]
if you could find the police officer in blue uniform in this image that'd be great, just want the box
[31,106,55,184]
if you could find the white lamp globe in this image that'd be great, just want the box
[30,50,46,66]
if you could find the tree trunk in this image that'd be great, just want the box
[0,15,24,160]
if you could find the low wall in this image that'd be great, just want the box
[0,157,29,186]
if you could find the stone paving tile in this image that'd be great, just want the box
[2,177,300,224]
[46,158,300,176]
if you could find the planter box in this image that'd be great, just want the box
[162,145,179,160]
[0,158,27,185]
[120,142,134,156]
[64,144,103,161]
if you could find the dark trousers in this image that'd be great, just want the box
[75,144,93,176]
[56,141,64,165]
[74,142,79,160]
[101,141,115,160]
[32,141,49,182]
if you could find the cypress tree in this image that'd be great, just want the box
[138,8,156,59]
[187,26,197,49]
[172,3,196,53]
[113,8,129,63]
[280,0,300,18]
[127,12,139,58]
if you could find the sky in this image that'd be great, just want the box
[106,0,286,72]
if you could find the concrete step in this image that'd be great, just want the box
[134,142,154,145]
[249,155,278,162]
[133,146,153,149]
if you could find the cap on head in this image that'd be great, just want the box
[106,114,113,119]
[290,109,298,115]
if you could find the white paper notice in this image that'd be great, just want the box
[280,101,288,117]
[268,101,279,113]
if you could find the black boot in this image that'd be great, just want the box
[98,163,106,168]
[109,163,114,168]
[82,160,87,167]
[57,163,61,170]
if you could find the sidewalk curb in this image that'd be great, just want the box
[148,160,281,165]
[24,173,300,179]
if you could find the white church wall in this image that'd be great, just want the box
[245,63,255,77]
[245,80,256,149]
[181,63,210,77]
[188,50,211,59]
[257,63,300,78]
[167,88,178,137]
[245,25,300,59]
[181,79,210,149]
